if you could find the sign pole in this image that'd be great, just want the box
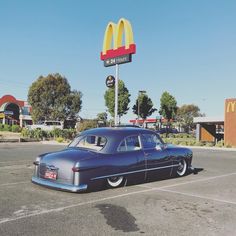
[101,18,136,127]
[114,64,119,126]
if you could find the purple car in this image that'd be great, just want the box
[32,127,193,192]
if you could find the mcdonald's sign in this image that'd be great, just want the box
[226,101,236,113]
[100,18,136,67]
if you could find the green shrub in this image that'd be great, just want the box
[215,140,224,147]
[21,127,76,141]
[11,125,21,133]
[205,142,214,147]
[77,120,97,132]
[56,137,64,143]
[1,124,11,131]
[21,128,31,137]
[194,141,204,146]
[225,144,232,148]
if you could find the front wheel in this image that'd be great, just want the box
[176,159,188,177]
[107,176,125,188]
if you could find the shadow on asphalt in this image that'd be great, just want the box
[86,167,205,193]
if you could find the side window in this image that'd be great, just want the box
[141,134,162,149]
[118,136,141,152]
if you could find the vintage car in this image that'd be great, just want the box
[32,127,193,192]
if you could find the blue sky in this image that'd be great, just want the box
[0,0,236,122]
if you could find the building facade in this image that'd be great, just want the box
[194,98,236,147]
[224,98,236,147]
[0,95,32,127]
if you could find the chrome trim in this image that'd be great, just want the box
[91,164,179,180]
[31,176,87,192]
[46,165,59,171]
[73,162,80,186]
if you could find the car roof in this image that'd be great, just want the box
[79,127,157,154]
[81,127,154,137]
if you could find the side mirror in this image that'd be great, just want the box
[155,143,164,150]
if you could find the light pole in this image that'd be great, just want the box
[137,90,146,125]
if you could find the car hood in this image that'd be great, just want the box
[165,143,193,157]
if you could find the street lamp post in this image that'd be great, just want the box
[137,90,146,126]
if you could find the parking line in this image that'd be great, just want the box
[0,160,32,164]
[0,188,153,225]
[158,188,236,205]
[0,181,29,187]
[1,172,236,225]
[140,172,236,190]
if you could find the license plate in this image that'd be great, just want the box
[44,171,57,180]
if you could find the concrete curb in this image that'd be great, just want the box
[40,140,69,146]
[180,145,236,152]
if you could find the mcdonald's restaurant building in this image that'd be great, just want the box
[0,95,32,127]
[194,98,236,147]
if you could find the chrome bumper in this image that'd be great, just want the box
[31,176,88,192]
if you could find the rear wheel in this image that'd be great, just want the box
[107,176,124,188]
[176,159,188,177]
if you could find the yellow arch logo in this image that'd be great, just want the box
[226,101,236,113]
[100,18,136,60]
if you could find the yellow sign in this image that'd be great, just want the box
[226,101,236,113]
[100,18,136,61]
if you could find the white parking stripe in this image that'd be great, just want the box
[0,181,29,187]
[1,172,236,225]
[0,160,32,164]
[143,172,236,190]
[158,188,236,205]
[0,188,152,224]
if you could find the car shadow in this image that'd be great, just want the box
[85,167,205,193]
[189,167,204,175]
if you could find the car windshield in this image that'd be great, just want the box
[68,135,107,151]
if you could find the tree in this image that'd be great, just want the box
[28,73,82,123]
[96,112,108,127]
[96,112,108,123]
[159,91,177,123]
[176,104,203,132]
[104,80,130,120]
[132,93,157,120]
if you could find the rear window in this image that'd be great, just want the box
[69,135,107,151]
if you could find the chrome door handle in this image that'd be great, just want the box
[144,152,150,157]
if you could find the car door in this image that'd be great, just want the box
[140,133,172,179]
[113,135,146,181]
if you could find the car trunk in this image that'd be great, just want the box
[38,148,97,185]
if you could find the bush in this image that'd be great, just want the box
[77,120,97,132]
[215,140,224,147]
[56,137,64,143]
[194,141,204,146]
[205,142,214,147]
[0,124,12,131]
[21,127,76,141]
[11,125,21,133]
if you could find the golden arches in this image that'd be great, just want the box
[226,101,236,113]
[102,18,134,55]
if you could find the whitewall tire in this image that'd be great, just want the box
[107,176,124,188]
[177,159,188,177]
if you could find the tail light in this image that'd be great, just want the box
[72,167,80,172]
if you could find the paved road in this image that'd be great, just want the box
[0,143,236,236]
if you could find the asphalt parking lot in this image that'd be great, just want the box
[0,143,236,236]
